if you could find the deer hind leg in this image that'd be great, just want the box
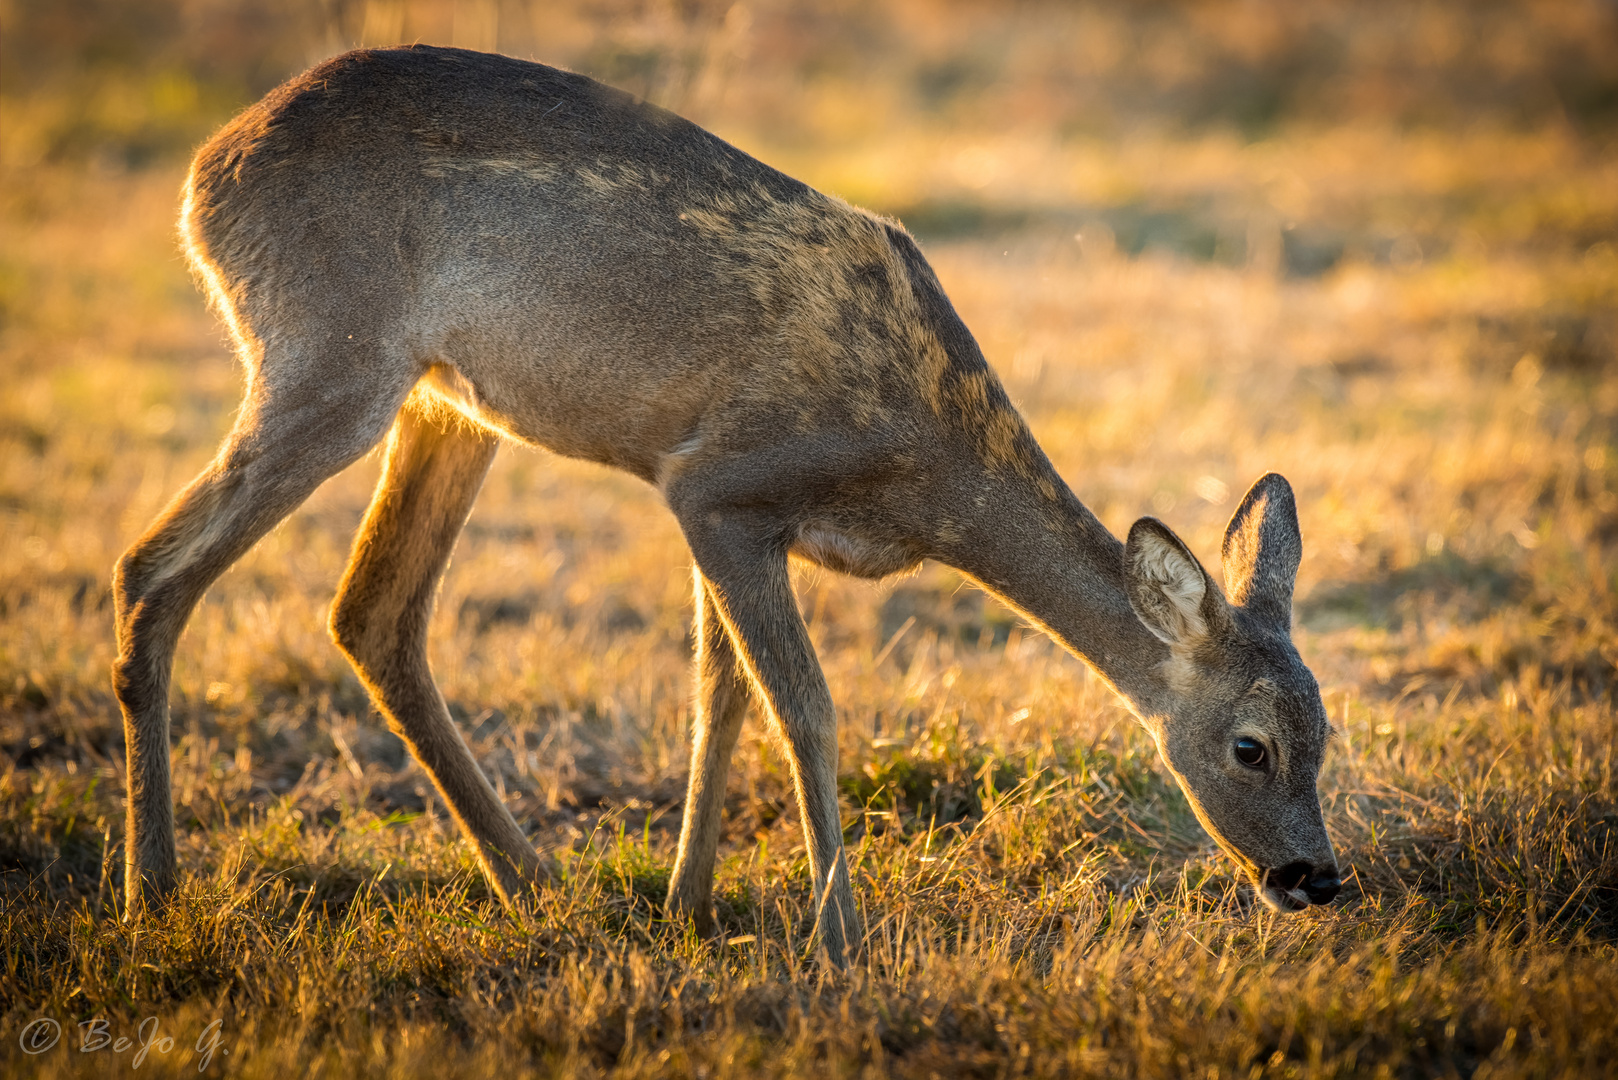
[329,403,545,909]
[113,365,408,913]
[666,565,754,935]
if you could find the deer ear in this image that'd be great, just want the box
[1124,518,1227,649]
[1221,473,1302,629]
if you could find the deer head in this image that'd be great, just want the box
[1122,473,1339,911]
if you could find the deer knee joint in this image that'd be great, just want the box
[329,595,393,668]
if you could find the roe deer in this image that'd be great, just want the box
[113,45,1340,961]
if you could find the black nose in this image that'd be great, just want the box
[1303,871,1341,905]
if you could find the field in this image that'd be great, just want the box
[2,1,1617,1076]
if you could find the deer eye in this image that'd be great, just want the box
[1234,737,1267,769]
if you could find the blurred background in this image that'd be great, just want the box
[2,0,1616,930]
[7,0,1618,256]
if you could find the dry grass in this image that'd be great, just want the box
[2,1,1616,1076]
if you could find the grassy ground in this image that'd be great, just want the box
[2,2,1616,1076]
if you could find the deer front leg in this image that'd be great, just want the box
[666,565,753,935]
[673,507,859,964]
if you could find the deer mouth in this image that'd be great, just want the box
[1258,880,1312,912]
[1257,861,1341,912]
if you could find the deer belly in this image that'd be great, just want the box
[791,521,921,580]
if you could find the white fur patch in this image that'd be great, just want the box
[654,435,703,491]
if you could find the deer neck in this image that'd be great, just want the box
[936,463,1176,721]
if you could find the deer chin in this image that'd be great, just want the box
[1257,881,1312,913]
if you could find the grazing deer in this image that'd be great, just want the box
[113,45,1340,959]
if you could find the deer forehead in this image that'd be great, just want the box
[1171,666,1326,739]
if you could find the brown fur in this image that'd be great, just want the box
[328,406,545,904]
[113,45,1337,958]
